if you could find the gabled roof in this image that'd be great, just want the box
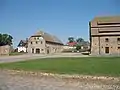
[18,40,27,47]
[31,31,63,45]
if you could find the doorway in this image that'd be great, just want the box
[47,49,49,54]
[36,48,40,54]
[105,47,109,54]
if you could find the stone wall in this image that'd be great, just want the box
[27,37,46,54]
[91,36,120,55]
[90,16,120,55]
[46,43,63,54]
[27,36,63,54]
[0,45,11,56]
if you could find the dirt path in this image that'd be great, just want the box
[0,70,120,90]
[0,53,88,63]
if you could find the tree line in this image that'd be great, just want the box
[0,33,13,46]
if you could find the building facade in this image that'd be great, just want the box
[27,31,63,54]
[17,40,28,52]
[0,45,12,55]
[90,16,120,55]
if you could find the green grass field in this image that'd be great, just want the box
[9,52,26,56]
[0,57,120,76]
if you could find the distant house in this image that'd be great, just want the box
[67,42,77,47]
[17,40,28,52]
[67,41,90,51]
[27,31,64,54]
[0,45,13,55]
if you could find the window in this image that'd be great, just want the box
[41,49,44,51]
[32,48,34,53]
[117,38,120,42]
[41,41,43,44]
[37,37,39,40]
[34,37,36,40]
[31,42,32,44]
[36,48,40,54]
[105,38,109,42]
[118,47,120,49]
[36,41,38,44]
[105,47,109,54]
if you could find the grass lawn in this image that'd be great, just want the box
[9,52,26,56]
[0,57,120,76]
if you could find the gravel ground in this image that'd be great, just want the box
[0,70,120,90]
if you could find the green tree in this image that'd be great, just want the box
[0,33,13,46]
[76,44,81,51]
[76,38,84,44]
[68,37,74,43]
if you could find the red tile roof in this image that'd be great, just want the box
[67,42,77,46]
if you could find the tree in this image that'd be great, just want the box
[76,44,81,51]
[76,38,84,44]
[0,33,13,46]
[68,37,74,43]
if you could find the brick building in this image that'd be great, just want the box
[89,16,120,55]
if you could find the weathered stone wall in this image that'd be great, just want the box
[91,37,99,55]
[90,16,120,55]
[46,43,63,54]
[100,36,120,55]
[27,37,46,54]
[28,36,63,54]
[0,45,11,56]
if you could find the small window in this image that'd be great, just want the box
[105,38,109,42]
[34,37,36,40]
[37,37,39,40]
[31,42,32,44]
[36,41,38,44]
[41,41,43,44]
[118,47,120,49]
[32,48,34,53]
[117,38,120,42]
[41,49,44,51]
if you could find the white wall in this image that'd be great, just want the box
[63,46,76,49]
[17,47,27,52]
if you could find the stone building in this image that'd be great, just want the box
[0,45,12,55]
[89,16,120,55]
[27,31,63,54]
